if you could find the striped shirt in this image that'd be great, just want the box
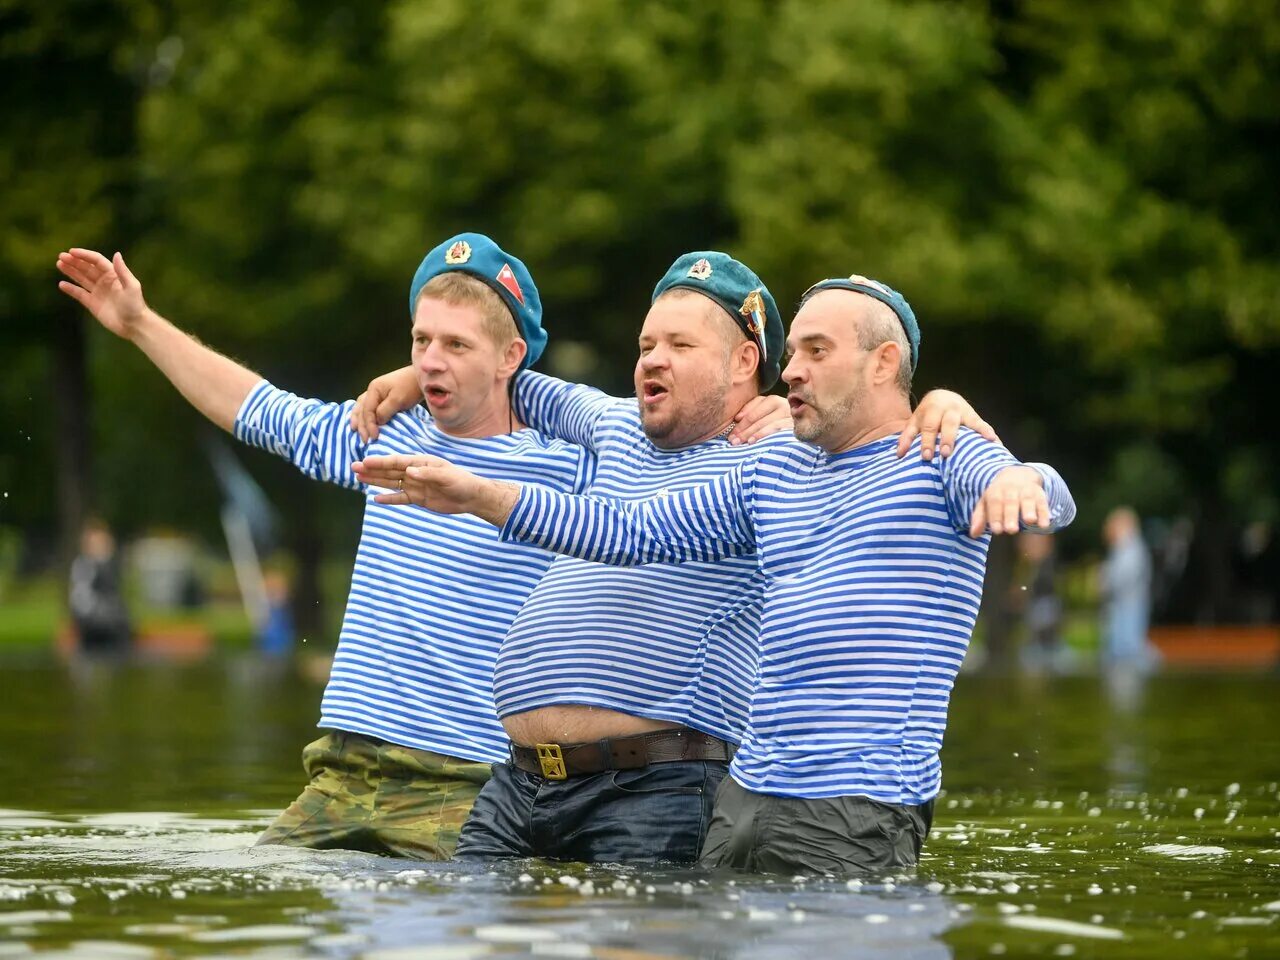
[497,372,788,743]
[502,429,1075,802]
[234,380,594,763]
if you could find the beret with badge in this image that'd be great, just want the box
[802,274,920,372]
[651,251,786,390]
[408,232,547,369]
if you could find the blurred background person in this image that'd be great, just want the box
[67,517,131,657]
[1017,531,1066,673]
[256,568,295,659]
[1100,506,1155,669]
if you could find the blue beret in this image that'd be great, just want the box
[651,251,785,390]
[408,233,546,369]
[802,274,920,372]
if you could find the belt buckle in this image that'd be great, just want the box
[535,743,567,780]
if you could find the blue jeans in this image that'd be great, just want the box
[455,759,728,863]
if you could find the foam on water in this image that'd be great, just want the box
[1003,915,1126,940]
[1140,844,1230,859]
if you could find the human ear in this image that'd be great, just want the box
[873,342,902,386]
[731,340,761,387]
[499,338,528,379]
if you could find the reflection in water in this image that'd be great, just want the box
[1,661,1277,958]
[1104,664,1150,792]
[0,810,962,959]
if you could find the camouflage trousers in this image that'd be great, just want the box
[256,731,492,860]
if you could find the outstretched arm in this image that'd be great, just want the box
[938,431,1076,538]
[353,453,756,566]
[57,248,260,432]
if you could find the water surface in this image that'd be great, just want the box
[1,661,1276,958]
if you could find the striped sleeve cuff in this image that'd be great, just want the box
[1025,462,1077,531]
[231,379,288,457]
[499,484,545,545]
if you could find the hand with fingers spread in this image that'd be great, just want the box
[968,465,1051,538]
[728,394,793,446]
[56,249,151,339]
[897,389,1000,461]
[353,453,520,525]
[350,367,423,442]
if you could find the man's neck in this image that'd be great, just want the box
[652,415,736,451]
[651,384,759,451]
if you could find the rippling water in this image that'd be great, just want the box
[0,660,1276,958]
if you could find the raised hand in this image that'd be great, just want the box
[56,249,147,339]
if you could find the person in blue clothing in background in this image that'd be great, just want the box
[256,569,295,659]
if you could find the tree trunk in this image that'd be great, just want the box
[52,311,92,567]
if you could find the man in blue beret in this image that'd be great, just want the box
[358,271,1074,875]
[355,253,995,863]
[55,234,595,858]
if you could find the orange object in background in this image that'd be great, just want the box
[1149,625,1280,669]
[56,621,211,662]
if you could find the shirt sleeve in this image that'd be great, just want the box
[500,462,758,566]
[511,370,628,452]
[939,430,1077,535]
[233,380,365,491]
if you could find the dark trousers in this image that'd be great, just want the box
[700,777,934,876]
[455,759,728,863]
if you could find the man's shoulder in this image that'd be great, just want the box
[593,397,643,433]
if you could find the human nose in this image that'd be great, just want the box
[781,354,803,386]
[639,344,669,372]
[416,342,447,372]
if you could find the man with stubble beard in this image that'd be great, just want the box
[355,253,993,863]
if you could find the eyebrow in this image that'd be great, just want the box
[784,333,834,352]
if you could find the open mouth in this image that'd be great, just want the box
[641,381,669,405]
[423,386,451,406]
[787,394,808,415]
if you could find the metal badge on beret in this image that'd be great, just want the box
[848,273,892,297]
[444,240,472,265]
[687,258,713,281]
[739,288,768,360]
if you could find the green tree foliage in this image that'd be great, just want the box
[0,0,158,554]
[3,0,1276,621]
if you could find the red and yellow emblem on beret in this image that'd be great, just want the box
[445,240,472,265]
[687,258,713,281]
[496,262,525,304]
[739,288,768,360]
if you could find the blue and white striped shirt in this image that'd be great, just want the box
[502,429,1075,802]
[496,372,787,743]
[235,381,594,763]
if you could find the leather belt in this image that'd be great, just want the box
[510,729,735,781]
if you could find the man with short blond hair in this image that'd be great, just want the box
[56,234,593,858]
